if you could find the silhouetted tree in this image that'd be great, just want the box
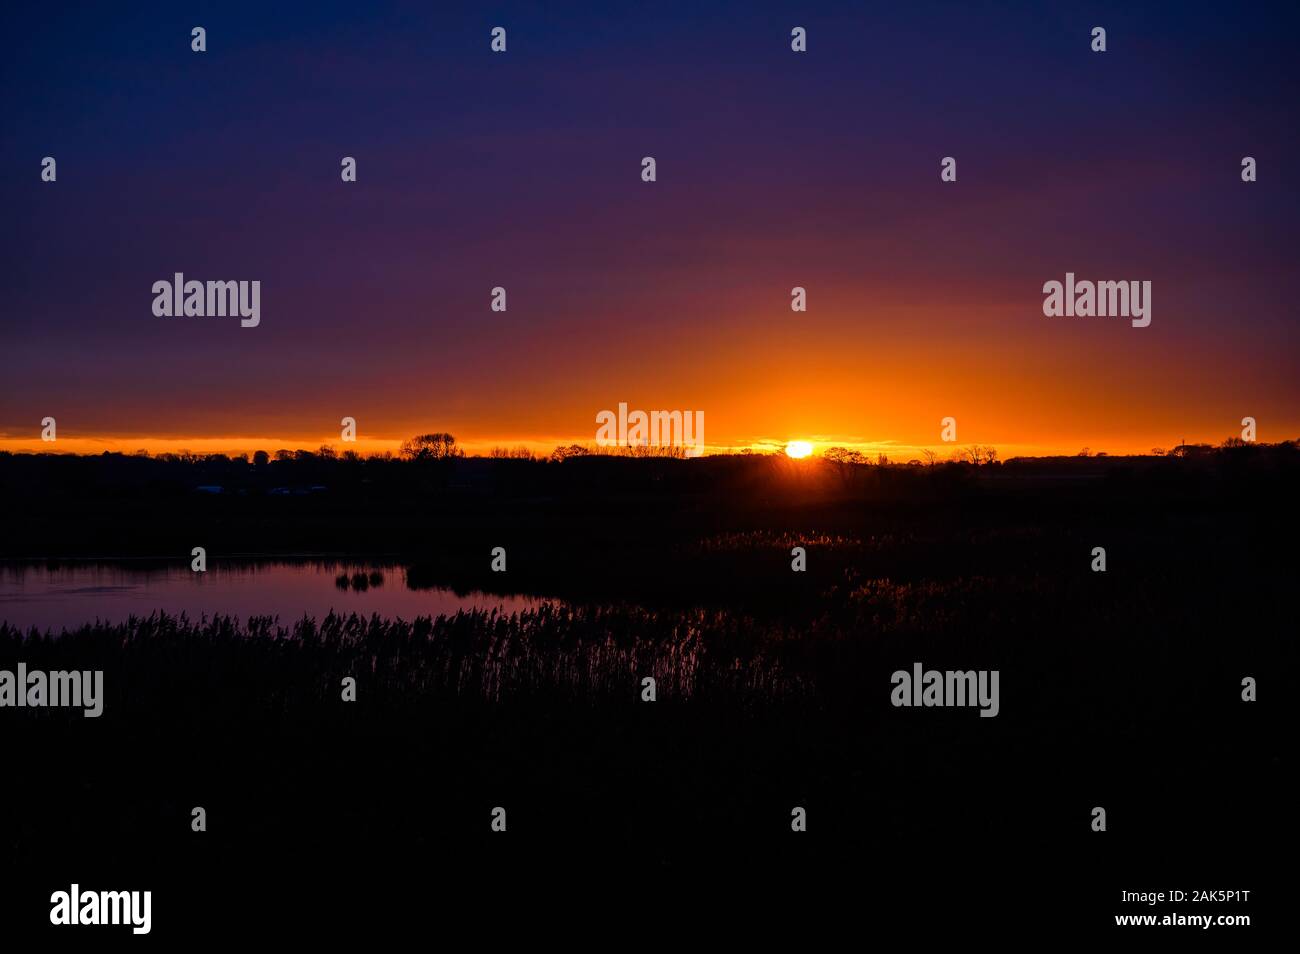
[490,446,536,460]
[401,433,461,460]
[824,447,866,465]
[550,444,590,461]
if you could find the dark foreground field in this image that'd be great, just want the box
[0,447,1293,937]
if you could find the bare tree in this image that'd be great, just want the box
[550,444,590,461]
[825,447,870,465]
[401,433,462,460]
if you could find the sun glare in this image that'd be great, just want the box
[785,440,813,459]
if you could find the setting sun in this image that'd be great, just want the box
[785,440,813,459]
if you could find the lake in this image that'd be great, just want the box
[0,560,540,633]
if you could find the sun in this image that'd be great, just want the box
[785,440,813,459]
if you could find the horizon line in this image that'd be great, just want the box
[1,433,1289,461]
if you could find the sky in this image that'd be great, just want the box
[2,1,1297,459]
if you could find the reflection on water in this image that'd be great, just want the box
[0,560,539,633]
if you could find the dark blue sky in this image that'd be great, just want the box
[2,1,1296,455]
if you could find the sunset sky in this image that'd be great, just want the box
[2,2,1297,459]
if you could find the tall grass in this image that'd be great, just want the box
[0,603,805,708]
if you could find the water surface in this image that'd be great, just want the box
[0,560,538,633]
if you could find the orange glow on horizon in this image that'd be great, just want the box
[0,430,1274,461]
